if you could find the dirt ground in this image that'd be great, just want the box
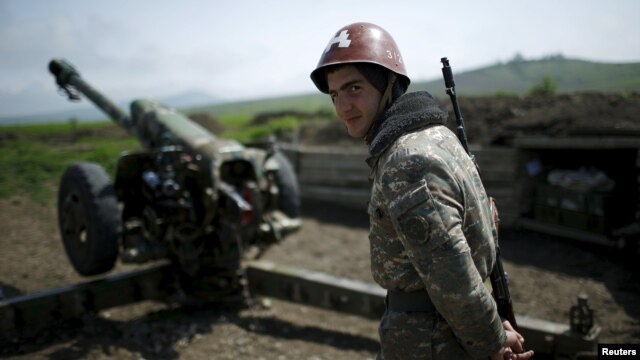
[1,92,640,359]
[1,196,639,359]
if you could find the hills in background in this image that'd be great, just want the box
[2,56,639,124]
[190,55,640,117]
[0,90,221,125]
[412,55,640,95]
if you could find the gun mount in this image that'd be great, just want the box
[48,58,301,300]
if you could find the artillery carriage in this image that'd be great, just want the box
[48,59,301,299]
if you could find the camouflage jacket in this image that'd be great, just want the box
[367,91,507,358]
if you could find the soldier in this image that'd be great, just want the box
[310,22,534,360]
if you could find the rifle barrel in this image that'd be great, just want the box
[440,58,471,155]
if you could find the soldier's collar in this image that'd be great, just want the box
[368,91,448,156]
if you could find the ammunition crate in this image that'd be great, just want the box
[533,184,610,235]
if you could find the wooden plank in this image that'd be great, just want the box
[474,147,518,161]
[480,170,518,182]
[299,171,368,187]
[299,163,369,176]
[293,145,523,226]
[513,136,640,149]
[298,169,367,181]
[517,218,616,247]
[294,145,368,156]
[301,186,369,209]
[0,263,173,338]
[299,158,368,171]
[247,260,386,320]
[476,151,519,180]
[485,186,517,198]
[301,151,368,162]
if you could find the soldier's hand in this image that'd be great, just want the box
[490,345,534,360]
[502,321,524,351]
[501,320,534,359]
[503,348,535,359]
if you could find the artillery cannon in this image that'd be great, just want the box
[48,59,301,300]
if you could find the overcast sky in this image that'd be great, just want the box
[1,0,639,117]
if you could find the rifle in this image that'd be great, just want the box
[440,57,519,331]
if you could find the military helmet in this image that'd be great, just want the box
[310,22,410,94]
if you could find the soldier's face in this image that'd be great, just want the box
[327,65,382,139]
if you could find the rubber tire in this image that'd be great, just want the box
[273,150,301,218]
[57,162,120,276]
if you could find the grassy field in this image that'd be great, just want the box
[0,122,139,205]
[190,93,332,117]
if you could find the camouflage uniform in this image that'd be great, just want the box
[367,91,507,359]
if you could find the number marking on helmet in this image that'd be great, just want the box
[386,50,403,64]
[325,30,351,53]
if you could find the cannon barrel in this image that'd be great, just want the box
[49,59,136,136]
[48,58,230,154]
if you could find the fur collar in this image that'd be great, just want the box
[368,91,449,156]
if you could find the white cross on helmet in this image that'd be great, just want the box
[310,22,410,94]
[324,30,352,53]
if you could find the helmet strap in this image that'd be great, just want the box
[364,72,397,144]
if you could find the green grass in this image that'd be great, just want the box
[0,120,115,136]
[189,93,332,118]
[0,124,138,205]
[222,115,302,143]
[0,139,63,203]
[216,114,253,130]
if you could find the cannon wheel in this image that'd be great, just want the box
[57,162,120,276]
[273,150,301,218]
